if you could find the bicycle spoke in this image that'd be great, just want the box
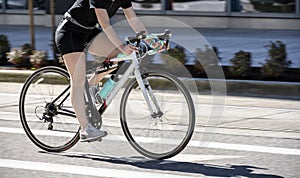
[20,67,79,152]
[121,71,195,159]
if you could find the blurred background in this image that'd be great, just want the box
[0,0,299,83]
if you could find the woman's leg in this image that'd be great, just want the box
[63,52,89,129]
[88,31,121,59]
[88,32,121,86]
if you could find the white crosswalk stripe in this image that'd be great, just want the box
[0,158,195,178]
[0,126,299,156]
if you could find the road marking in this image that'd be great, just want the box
[1,126,300,156]
[0,158,195,178]
[1,111,299,140]
[1,92,299,111]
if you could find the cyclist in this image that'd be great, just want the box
[55,0,164,142]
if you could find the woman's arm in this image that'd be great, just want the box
[123,7,149,34]
[123,7,164,50]
[94,8,137,54]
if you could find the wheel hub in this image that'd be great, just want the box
[45,103,58,117]
[151,111,164,118]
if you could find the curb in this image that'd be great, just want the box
[181,78,300,99]
[225,79,300,99]
[0,69,299,99]
[0,70,34,83]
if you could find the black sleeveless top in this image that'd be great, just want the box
[68,0,132,27]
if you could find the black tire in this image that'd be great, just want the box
[19,66,79,152]
[120,71,195,159]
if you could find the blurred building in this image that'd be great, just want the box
[0,0,299,29]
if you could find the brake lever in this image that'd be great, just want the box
[154,29,171,40]
[127,31,147,44]
[136,31,146,39]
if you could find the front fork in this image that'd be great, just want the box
[134,69,163,118]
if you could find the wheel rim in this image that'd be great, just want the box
[121,72,195,159]
[20,67,79,151]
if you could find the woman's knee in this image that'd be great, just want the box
[70,75,85,88]
[62,54,86,90]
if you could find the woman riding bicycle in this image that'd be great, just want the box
[55,0,164,142]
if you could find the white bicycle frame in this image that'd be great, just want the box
[102,52,160,116]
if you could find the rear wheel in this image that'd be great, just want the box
[19,66,79,152]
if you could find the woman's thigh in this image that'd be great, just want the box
[63,52,86,84]
[88,32,121,59]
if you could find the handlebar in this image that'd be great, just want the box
[126,29,172,48]
[152,29,172,41]
[127,31,147,43]
[127,29,171,41]
[116,30,172,59]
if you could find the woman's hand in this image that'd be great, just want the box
[152,41,167,53]
[122,44,138,55]
[147,38,169,53]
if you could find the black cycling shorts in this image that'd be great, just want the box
[55,19,101,56]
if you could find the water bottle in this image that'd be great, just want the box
[98,75,117,100]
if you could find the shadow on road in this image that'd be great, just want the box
[41,151,283,178]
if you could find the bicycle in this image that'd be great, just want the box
[19,30,195,160]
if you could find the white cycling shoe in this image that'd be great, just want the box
[80,123,107,142]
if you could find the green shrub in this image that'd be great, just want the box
[22,43,33,56]
[194,45,219,74]
[230,50,252,76]
[165,45,186,65]
[161,45,187,70]
[0,34,11,65]
[6,48,28,67]
[261,41,291,77]
[29,50,48,69]
[6,44,33,68]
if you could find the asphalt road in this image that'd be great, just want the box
[0,82,299,178]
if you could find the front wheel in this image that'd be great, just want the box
[120,71,195,159]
